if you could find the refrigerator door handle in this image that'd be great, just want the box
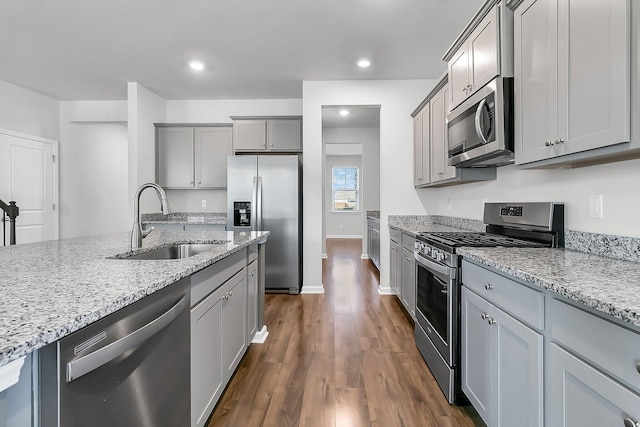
[252,177,258,232]
[257,176,263,231]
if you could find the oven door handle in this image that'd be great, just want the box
[414,252,456,279]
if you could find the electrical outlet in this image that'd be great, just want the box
[201,200,207,208]
[588,194,603,219]
[339,224,344,230]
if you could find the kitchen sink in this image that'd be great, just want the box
[117,242,229,260]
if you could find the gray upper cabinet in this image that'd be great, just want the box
[412,75,496,188]
[156,125,232,189]
[513,0,632,167]
[232,117,302,153]
[448,5,500,109]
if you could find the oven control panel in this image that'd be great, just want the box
[415,240,453,267]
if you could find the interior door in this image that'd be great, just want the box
[0,130,56,244]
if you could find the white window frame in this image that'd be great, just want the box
[331,166,360,212]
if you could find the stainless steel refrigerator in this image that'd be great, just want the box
[227,155,302,294]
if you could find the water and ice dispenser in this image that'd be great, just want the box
[233,201,251,227]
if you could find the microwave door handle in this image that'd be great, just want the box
[474,98,489,144]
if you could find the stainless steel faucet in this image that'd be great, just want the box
[131,183,170,250]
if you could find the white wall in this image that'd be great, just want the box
[303,79,437,293]
[59,101,129,238]
[325,155,363,237]
[0,80,59,140]
[418,158,640,238]
[163,99,303,212]
[128,83,166,216]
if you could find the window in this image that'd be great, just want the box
[332,167,359,211]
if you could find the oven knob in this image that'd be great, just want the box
[424,246,431,255]
[436,252,445,262]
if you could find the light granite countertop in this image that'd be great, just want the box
[0,230,268,368]
[142,212,227,225]
[458,247,640,327]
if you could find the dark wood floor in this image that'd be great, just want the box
[207,238,482,427]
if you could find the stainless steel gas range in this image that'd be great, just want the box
[413,202,564,404]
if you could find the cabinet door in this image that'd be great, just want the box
[390,241,399,295]
[557,0,630,155]
[461,287,493,426]
[157,127,195,188]
[401,248,415,318]
[548,344,640,427]
[372,228,380,269]
[493,306,543,427]
[514,0,559,165]
[413,111,426,186]
[196,127,232,189]
[191,285,224,427]
[267,120,301,151]
[222,269,247,378]
[233,120,266,151]
[448,47,471,109]
[246,260,258,342]
[469,6,499,94]
[430,88,445,182]
[441,85,457,181]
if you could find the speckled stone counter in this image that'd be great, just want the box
[142,212,227,225]
[388,215,484,236]
[0,230,268,368]
[458,247,640,327]
[366,211,380,220]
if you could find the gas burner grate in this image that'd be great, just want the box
[417,232,548,248]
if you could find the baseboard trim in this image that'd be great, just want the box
[251,325,269,344]
[378,285,395,295]
[325,235,363,239]
[321,253,328,259]
[301,284,325,294]
[361,254,370,259]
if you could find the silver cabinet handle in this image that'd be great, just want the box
[66,295,187,382]
[485,283,493,290]
[636,361,640,374]
[555,138,564,144]
[481,312,488,320]
[545,140,552,147]
[623,418,640,427]
[250,272,255,277]
[487,317,496,325]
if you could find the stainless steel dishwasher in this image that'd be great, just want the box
[40,278,190,427]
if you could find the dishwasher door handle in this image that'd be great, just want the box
[66,295,188,382]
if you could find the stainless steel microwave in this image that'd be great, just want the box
[447,77,514,168]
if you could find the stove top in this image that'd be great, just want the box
[416,231,548,249]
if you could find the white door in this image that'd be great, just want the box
[0,129,57,244]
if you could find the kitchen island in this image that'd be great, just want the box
[0,229,268,427]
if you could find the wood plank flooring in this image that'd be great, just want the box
[207,238,483,427]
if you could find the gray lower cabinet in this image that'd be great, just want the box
[389,239,401,296]
[400,246,415,319]
[367,218,380,270]
[548,344,640,427]
[190,250,248,427]
[246,258,258,343]
[461,287,543,427]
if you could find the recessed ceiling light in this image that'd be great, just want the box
[189,61,205,71]
[339,110,349,116]
[357,59,371,68]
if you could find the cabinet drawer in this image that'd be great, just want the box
[462,260,544,329]
[551,298,640,393]
[191,250,245,307]
[390,227,401,243]
[401,232,415,252]
[247,243,258,264]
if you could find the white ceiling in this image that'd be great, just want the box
[323,105,380,128]
[0,0,484,101]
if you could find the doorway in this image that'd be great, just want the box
[321,105,380,259]
[0,129,58,244]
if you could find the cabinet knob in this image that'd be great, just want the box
[623,418,640,427]
[487,317,496,325]
[481,312,488,320]
[198,181,202,184]
[636,361,640,374]
[555,138,564,144]
[545,140,554,147]
[484,283,493,291]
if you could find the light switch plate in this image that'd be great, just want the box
[588,194,603,219]
[201,200,207,208]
